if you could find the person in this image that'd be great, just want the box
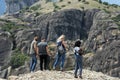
[74,40,83,79]
[29,35,38,72]
[37,37,50,71]
[53,35,66,71]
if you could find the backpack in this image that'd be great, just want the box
[57,42,65,54]
[78,48,84,55]
[75,48,84,55]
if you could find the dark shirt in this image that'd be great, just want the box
[37,42,47,55]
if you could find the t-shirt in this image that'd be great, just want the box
[30,40,37,54]
[74,47,80,55]
[37,42,47,55]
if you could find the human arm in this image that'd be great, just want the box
[33,42,38,56]
[46,46,51,56]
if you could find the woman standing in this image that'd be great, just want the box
[74,40,83,78]
[53,35,66,71]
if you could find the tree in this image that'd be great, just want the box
[99,0,102,3]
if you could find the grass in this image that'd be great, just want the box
[30,5,41,11]
[112,14,120,30]
[26,0,120,14]
[1,21,27,32]
[10,52,29,69]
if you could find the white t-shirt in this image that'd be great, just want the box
[74,47,80,55]
[30,40,37,54]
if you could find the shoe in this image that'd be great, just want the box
[74,75,78,78]
[79,75,83,79]
[30,71,34,73]
[53,67,55,70]
[60,69,64,72]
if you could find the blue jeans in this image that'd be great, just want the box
[30,53,37,72]
[74,54,83,76]
[53,52,66,70]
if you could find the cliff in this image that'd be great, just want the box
[5,0,39,14]
[0,0,120,79]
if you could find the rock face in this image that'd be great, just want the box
[0,31,13,68]
[14,9,99,54]
[0,31,13,78]
[0,8,120,78]
[5,0,39,14]
[9,9,120,78]
[84,11,120,77]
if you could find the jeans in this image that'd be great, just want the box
[39,55,48,70]
[74,54,83,76]
[53,52,66,70]
[30,53,37,72]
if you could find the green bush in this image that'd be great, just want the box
[60,0,63,2]
[103,9,110,13]
[10,53,29,69]
[2,22,26,32]
[53,3,61,12]
[68,1,71,4]
[111,4,118,8]
[78,0,81,2]
[82,0,86,2]
[103,2,109,5]
[112,14,120,22]
[98,0,102,3]
[84,1,89,4]
[112,14,120,30]
[61,5,66,7]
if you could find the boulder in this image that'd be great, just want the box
[0,31,13,69]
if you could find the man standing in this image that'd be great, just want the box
[37,38,49,71]
[29,35,38,72]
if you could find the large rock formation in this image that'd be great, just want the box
[5,0,39,14]
[14,9,99,54]
[84,11,120,77]
[0,8,120,78]
[0,31,13,78]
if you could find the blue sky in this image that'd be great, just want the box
[0,0,120,16]
[0,0,6,15]
[102,0,120,5]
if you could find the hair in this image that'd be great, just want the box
[74,40,81,47]
[57,35,65,41]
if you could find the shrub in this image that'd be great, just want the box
[53,3,61,12]
[10,53,29,69]
[112,14,120,30]
[61,5,66,7]
[60,0,63,2]
[112,14,120,22]
[68,1,71,4]
[82,0,86,2]
[84,1,89,4]
[99,0,102,3]
[2,22,26,32]
[103,9,110,13]
[103,2,109,5]
[78,0,81,2]
[111,4,118,8]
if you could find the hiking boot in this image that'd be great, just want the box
[53,67,55,70]
[74,75,78,78]
[79,75,83,79]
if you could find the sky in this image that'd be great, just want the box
[102,0,120,5]
[0,0,6,15]
[0,0,120,16]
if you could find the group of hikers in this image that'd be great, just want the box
[29,34,84,79]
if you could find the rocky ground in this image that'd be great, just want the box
[6,69,120,80]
